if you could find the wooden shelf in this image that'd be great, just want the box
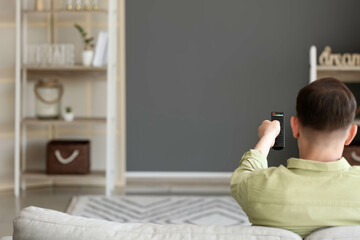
[22,117,106,125]
[56,9,108,13]
[22,10,52,14]
[23,65,107,80]
[317,65,360,83]
[317,66,360,71]
[22,9,107,14]
[22,170,106,186]
[22,65,106,71]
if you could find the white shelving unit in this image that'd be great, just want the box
[14,0,126,197]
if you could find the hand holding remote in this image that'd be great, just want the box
[254,119,281,157]
[271,112,285,150]
[257,120,281,141]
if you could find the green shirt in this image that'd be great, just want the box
[230,149,360,238]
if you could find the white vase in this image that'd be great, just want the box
[82,50,94,66]
[64,112,74,121]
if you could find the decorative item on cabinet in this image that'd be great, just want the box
[93,31,108,66]
[65,0,101,11]
[75,0,82,10]
[34,79,64,119]
[92,0,100,10]
[46,140,90,174]
[75,0,82,11]
[27,44,75,66]
[319,46,360,67]
[65,0,73,10]
[74,23,95,66]
[83,0,91,10]
[64,106,74,121]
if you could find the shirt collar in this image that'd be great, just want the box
[287,157,351,171]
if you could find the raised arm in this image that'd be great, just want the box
[230,120,280,211]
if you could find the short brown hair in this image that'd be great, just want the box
[296,77,357,131]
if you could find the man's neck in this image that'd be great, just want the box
[298,138,345,162]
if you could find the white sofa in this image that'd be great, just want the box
[7,206,360,240]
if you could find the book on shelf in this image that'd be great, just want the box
[93,31,108,67]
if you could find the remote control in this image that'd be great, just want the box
[271,112,285,150]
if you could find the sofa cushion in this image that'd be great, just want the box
[305,226,360,240]
[13,206,301,240]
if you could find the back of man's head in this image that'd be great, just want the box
[296,77,357,131]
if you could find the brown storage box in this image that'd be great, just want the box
[343,145,360,166]
[46,140,90,174]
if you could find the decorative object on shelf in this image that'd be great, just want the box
[75,0,82,10]
[64,44,76,65]
[34,79,64,119]
[65,0,73,10]
[92,0,100,10]
[319,46,360,67]
[74,23,95,66]
[46,140,90,174]
[93,31,108,66]
[35,0,44,11]
[66,0,101,11]
[27,44,75,66]
[37,44,47,65]
[64,106,74,121]
[82,50,94,66]
[83,0,91,10]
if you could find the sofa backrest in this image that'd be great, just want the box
[13,206,301,240]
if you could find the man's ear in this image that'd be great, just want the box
[290,116,300,139]
[345,124,358,146]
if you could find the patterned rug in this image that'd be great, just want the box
[67,195,250,225]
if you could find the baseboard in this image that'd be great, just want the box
[126,171,232,185]
[0,172,233,193]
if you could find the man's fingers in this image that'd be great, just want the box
[272,120,280,126]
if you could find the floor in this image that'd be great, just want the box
[0,184,230,237]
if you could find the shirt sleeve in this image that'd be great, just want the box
[230,149,268,212]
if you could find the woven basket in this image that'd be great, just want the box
[46,140,90,174]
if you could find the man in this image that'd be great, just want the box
[231,78,360,237]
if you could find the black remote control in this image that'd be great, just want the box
[271,112,285,150]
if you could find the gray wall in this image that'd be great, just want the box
[126,0,360,171]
